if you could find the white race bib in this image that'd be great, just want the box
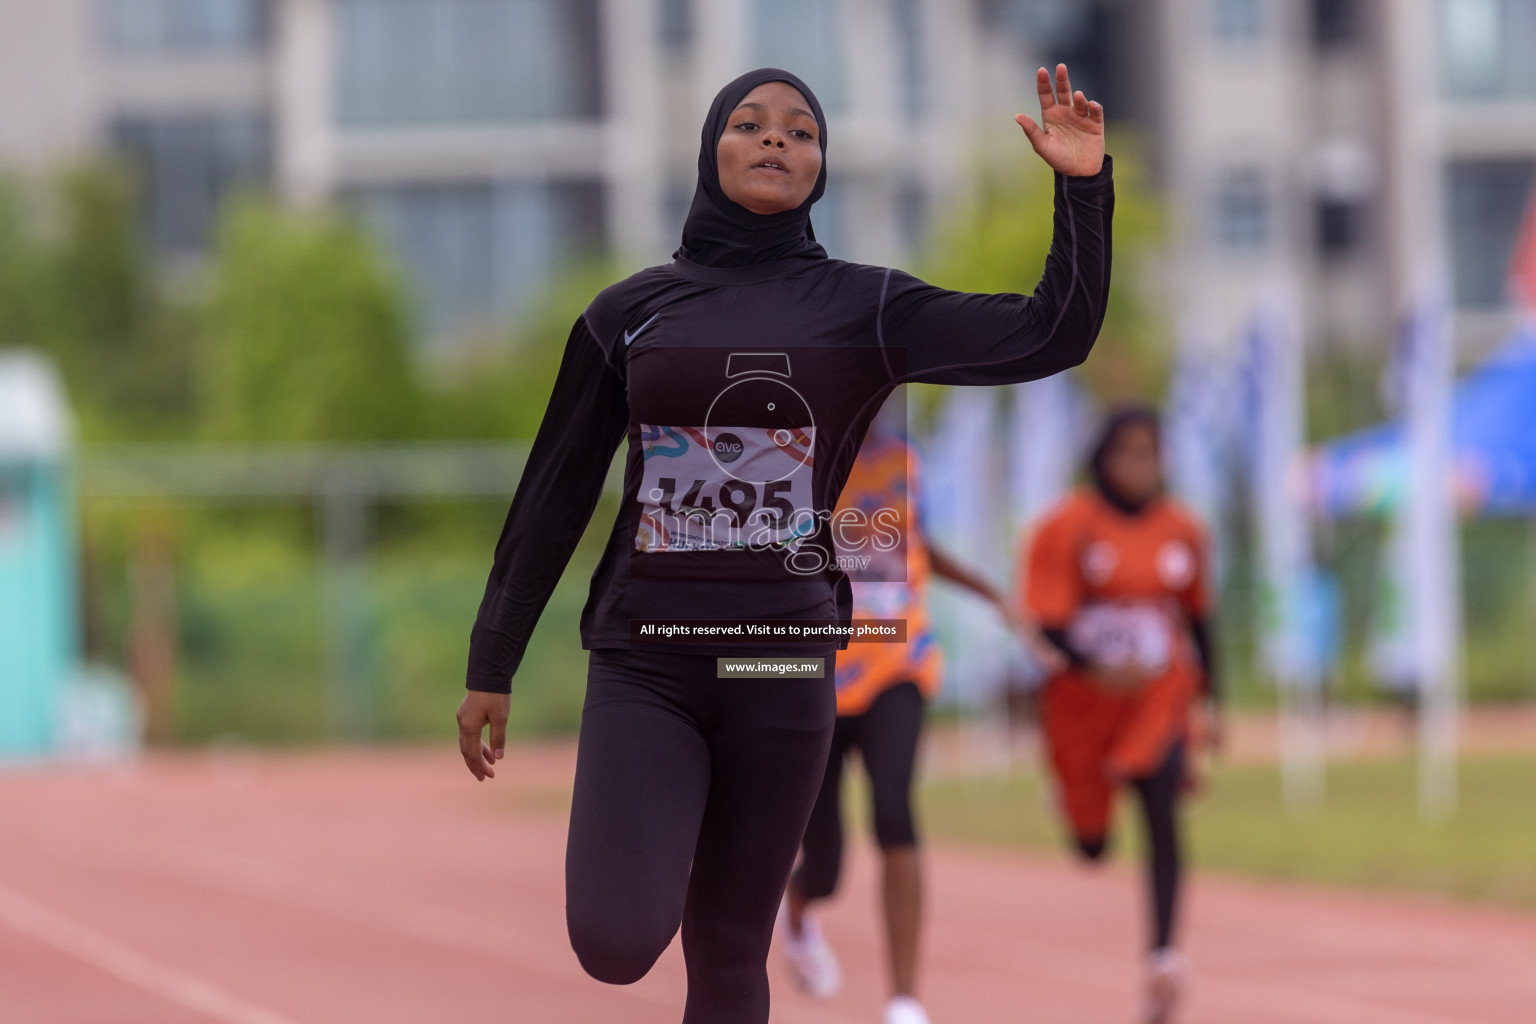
[635,424,816,552]
[1067,603,1173,673]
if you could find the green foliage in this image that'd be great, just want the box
[0,162,197,437]
[200,194,424,441]
[1306,342,1388,444]
[0,179,53,349]
[921,751,1536,910]
[915,142,1167,402]
[418,260,620,441]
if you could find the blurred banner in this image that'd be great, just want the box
[1004,372,1091,693]
[925,388,1010,720]
[1242,286,1326,807]
[1165,314,1238,589]
[1311,326,1536,519]
[1006,372,1087,534]
[1243,288,1321,690]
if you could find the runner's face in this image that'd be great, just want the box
[716,82,822,215]
[1102,422,1161,505]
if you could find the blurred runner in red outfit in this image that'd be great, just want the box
[1017,407,1220,1024]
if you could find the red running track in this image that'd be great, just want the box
[1,746,1532,1024]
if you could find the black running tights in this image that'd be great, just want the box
[564,647,836,1023]
[1132,741,1183,952]
[1072,741,1184,951]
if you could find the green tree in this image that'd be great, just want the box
[201,195,423,441]
[0,178,53,351]
[419,259,620,440]
[0,162,197,438]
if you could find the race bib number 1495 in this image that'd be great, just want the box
[635,424,815,553]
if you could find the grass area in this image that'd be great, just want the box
[160,509,601,745]
[920,752,1536,911]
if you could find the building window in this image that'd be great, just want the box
[351,180,603,344]
[1315,197,1367,258]
[335,0,601,127]
[658,0,690,50]
[1311,0,1362,48]
[1214,168,1270,250]
[1312,140,1374,259]
[1212,0,1264,44]
[981,1,1114,123]
[892,0,925,118]
[749,0,848,115]
[101,0,268,55]
[111,113,269,253]
[895,181,929,256]
[1447,159,1536,307]
[1442,0,1536,98]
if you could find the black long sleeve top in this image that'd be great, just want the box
[466,158,1115,693]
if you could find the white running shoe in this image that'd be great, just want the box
[775,899,842,998]
[1139,947,1186,1024]
[883,995,932,1024]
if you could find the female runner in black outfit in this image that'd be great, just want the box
[457,65,1112,1023]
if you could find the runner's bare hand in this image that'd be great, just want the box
[456,690,510,781]
[1015,63,1105,177]
[999,602,1069,674]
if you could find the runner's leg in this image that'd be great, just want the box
[789,714,852,912]
[680,663,837,1023]
[1130,741,1184,951]
[857,682,926,999]
[565,649,712,984]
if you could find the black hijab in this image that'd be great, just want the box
[674,68,829,268]
[1088,405,1163,515]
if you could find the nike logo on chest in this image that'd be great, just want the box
[625,314,660,346]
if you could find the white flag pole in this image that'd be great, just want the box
[1404,270,1463,821]
[1248,286,1325,810]
[1385,0,1462,821]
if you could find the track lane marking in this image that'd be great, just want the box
[0,881,303,1024]
[10,828,868,1024]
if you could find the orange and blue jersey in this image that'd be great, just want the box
[831,433,941,717]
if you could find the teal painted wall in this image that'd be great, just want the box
[0,463,74,756]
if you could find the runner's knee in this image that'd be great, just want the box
[793,849,841,901]
[871,796,917,847]
[567,908,672,984]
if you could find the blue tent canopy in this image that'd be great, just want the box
[1312,325,1536,517]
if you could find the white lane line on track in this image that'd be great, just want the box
[0,881,303,1024]
[17,831,867,1024]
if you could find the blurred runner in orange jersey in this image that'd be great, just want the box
[1018,406,1220,1024]
[779,399,1059,1024]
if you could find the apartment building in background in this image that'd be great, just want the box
[1151,0,1536,356]
[0,0,1100,357]
[0,0,1530,360]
